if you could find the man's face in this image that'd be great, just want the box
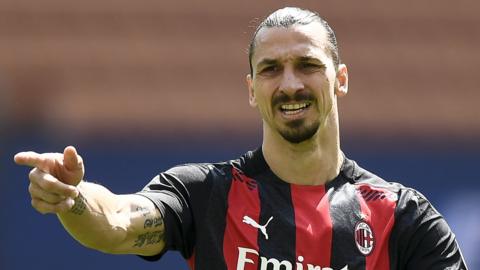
[247,22,347,144]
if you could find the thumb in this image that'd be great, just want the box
[63,146,83,172]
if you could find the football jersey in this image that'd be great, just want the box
[137,148,467,270]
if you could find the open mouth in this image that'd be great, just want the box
[279,102,312,115]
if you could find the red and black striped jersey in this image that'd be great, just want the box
[138,148,467,270]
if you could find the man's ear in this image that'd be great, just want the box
[335,64,348,97]
[246,74,257,107]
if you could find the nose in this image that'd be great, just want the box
[278,68,304,95]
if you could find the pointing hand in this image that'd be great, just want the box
[14,146,84,214]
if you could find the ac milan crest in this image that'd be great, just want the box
[354,221,375,255]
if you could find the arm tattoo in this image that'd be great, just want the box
[144,217,163,229]
[136,206,150,217]
[69,193,87,215]
[133,230,164,247]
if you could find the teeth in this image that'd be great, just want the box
[281,103,309,111]
[284,110,300,115]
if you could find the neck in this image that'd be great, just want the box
[262,118,343,186]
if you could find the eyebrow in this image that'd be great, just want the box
[297,56,324,64]
[256,58,279,68]
[256,56,325,68]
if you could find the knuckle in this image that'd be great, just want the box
[28,169,37,180]
[31,199,40,209]
[28,183,34,194]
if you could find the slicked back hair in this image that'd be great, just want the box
[248,7,340,75]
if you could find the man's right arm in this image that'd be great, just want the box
[58,181,166,256]
[14,146,166,257]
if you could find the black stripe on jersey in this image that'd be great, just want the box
[327,176,366,270]
[388,189,468,270]
[257,170,296,270]
[194,166,232,270]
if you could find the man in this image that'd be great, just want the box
[14,7,467,270]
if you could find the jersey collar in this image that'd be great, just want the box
[243,147,358,185]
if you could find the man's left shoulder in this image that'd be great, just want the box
[347,159,404,196]
[349,159,436,212]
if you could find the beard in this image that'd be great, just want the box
[277,118,320,144]
[271,90,320,144]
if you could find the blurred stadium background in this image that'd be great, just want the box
[1,0,479,269]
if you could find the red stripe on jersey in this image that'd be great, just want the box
[291,185,332,267]
[187,251,195,270]
[356,184,396,270]
[223,167,261,270]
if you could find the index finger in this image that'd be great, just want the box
[14,151,44,168]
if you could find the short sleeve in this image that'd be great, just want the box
[136,164,211,260]
[390,189,468,269]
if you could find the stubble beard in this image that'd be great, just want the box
[277,118,321,144]
[270,90,321,144]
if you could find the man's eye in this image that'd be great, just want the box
[299,62,323,72]
[259,65,280,75]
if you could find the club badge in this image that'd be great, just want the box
[354,221,375,255]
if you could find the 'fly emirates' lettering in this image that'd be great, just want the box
[236,247,349,270]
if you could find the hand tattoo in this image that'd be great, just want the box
[69,193,87,215]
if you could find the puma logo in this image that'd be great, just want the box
[243,216,274,240]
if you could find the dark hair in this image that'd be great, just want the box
[248,7,340,75]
